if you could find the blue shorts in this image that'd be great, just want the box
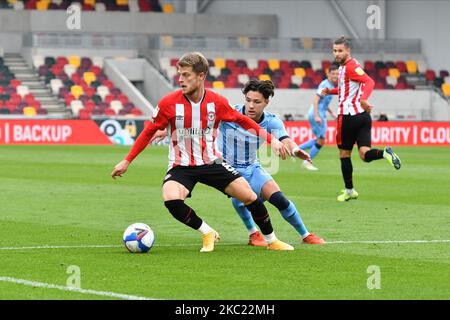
[308,114,327,139]
[236,163,273,198]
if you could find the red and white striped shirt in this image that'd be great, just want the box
[332,58,375,116]
[125,89,273,170]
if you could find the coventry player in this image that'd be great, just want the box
[299,64,339,171]
[217,79,325,246]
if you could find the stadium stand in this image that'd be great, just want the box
[0,0,164,12]
[33,55,144,118]
[160,56,450,97]
[0,53,44,116]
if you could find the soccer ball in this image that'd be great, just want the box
[123,223,155,253]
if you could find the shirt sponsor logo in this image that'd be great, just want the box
[207,111,216,121]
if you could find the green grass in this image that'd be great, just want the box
[0,145,449,300]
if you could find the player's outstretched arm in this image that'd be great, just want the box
[111,121,159,179]
[284,138,312,162]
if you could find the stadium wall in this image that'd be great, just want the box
[0,10,277,38]
[2,119,450,146]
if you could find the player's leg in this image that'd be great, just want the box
[224,177,294,250]
[259,178,325,244]
[309,137,325,159]
[337,115,359,201]
[228,167,262,244]
[299,139,316,151]
[162,172,219,253]
[230,197,266,246]
[299,114,317,151]
[357,114,401,169]
[302,119,325,170]
[231,197,258,234]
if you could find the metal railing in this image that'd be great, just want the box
[23,32,147,49]
[23,32,421,55]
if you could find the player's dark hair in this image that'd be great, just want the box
[329,63,339,72]
[242,79,275,100]
[334,36,350,48]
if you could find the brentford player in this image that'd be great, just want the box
[323,37,401,202]
[111,52,294,252]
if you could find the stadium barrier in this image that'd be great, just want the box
[1,120,450,146]
[285,121,450,146]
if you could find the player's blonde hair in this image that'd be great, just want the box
[177,52,209,75]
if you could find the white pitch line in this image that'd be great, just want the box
[325,239,450,244]
[0,239,449,251]
[0,276,157,300]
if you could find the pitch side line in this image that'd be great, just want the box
[0,239,449,251]
[0,276,158,300]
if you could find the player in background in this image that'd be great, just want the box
[322,37,401,202]
[299,64,339,171]
[217,80,325,245]
[111,52,294,252]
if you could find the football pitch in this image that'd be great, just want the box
[0,145,449,300]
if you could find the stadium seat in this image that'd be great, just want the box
[68,56,81,68]
[425,70,436,81]
[110,100,123,113]
[83,72,96,85]
[209,66,221,78]
[246,58,258,70]
[64,64,76,78]
[258,74,271,81]
[162,2,174,13]
[16,85,29,98]
[32,55,45,69]
[442,83,450,97]
[70,100,84,117]
[214,58,226,70]
[417,61,428,73]
[70,85,84,99]
[294,68,306,78]
[50,79,64,95]
[212,81,225,89]
[13,1,25,10]
[95,2,106,11]
[291,75,303,86]
[23,106,37,116]
[406,60,417,74]
[440,70,449,79]
[237,74,249,85]
[386,76,398,87]
[268,59,280,71]
[36,0,50,11]
[388,68,400,78]
[78,108,92,120]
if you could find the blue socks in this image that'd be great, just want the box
[279,201,309,237]
[299,139,316,150]
[300,140,323,160]
[232,192,309,238]
[309,142,322,159]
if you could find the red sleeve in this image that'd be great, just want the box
[217,97,273,143]
[329,88,339,95]
[347,63,375,100]
[124,104,169,162]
